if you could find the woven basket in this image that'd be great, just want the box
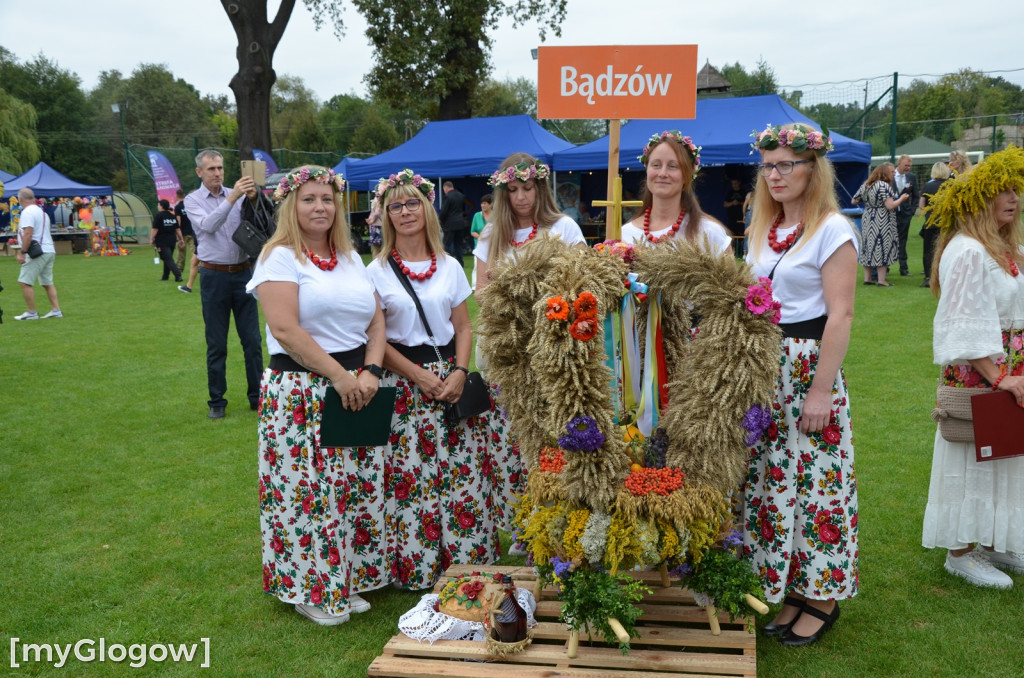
[931,385,981,443]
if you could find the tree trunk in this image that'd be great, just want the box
[436,14,484,121]
[221,0,295,160]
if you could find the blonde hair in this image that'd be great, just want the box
[488,152,563,263]
[930,162,951,181]
[639,136,717,241]
[748,124,842,258]
[375,182,445,261]
[260,164,351,263]
[930,195,1023,297]
[949,150,973,174]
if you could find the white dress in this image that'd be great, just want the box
[922,234,1024,552]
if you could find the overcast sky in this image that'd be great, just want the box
[2,1,1022,107]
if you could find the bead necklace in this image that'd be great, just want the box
[511,223,538,246]
[304,246,338,271]
[1008,256,1020,277]
[767,213,804,253]
[392,248,437,281]
[642,208,686,243]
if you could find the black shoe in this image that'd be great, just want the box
[920,279,930,288]
[249,399,259,411]
[779,602,840,647]
[208,405,226,419]
[900,271,910,276]
[762,596,806,637]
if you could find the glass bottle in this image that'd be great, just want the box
[490,574,528,643]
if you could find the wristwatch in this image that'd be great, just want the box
[453,366,470,376]
[362,363,383,378]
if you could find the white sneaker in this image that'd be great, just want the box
[945,550,1014,589]
[14,311,38,320]
[349,593,371,614]
[979,548,1024,575]
[41,310,63,319]
[295,603,350,626]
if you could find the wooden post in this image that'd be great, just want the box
[705,605,721,636]
[744,594,769,615]
[589,120,642,242]
[607,617,630,644]
[567,629,579,658]
[659,562,671,588]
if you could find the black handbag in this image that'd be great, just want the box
[232,194,276,259]
[387,256,491,423]
[25,240,44,258]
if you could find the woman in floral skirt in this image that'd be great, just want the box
[742,123,860,647]
[366,169,522,589]
[921,146,1024,588]
[248,166,386,625]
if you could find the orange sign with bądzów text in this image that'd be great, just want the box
[537,45,697,120]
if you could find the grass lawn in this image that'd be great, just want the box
[2,226,1022,677]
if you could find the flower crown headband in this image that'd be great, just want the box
[373,169,436,208]
[488,160,550,188]
[273,166,346,203]
[638,130,701,170]
[925,145,1024,232]
[751,123,833,155]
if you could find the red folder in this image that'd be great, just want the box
[972,390,1024,462]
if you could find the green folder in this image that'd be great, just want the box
[320,387,397,448]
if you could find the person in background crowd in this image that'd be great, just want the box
[948,150,973,178]
[151,199,184,283]
[14,188,63,320]
[439,180,467,267]
[184,149,264,419]
[918,162,952,287]
[175,189,196,273]
[724,177,747,255]
[367,169,520,588]
[744,123,859,647]
[469,193,492,291]
[922,146,1024,589]
[621,130,731,255]
[893,155,919,276]
[247,165,386,625]
[852,163,910,287]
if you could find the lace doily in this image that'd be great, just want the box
[398,589,538,644]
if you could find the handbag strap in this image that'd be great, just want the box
[387,255,447,367]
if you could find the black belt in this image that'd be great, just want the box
[200,260,252,272]
[269,347,366,373]
[388,339,455,364]
[779,315,828,340]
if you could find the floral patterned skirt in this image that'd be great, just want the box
[923,328,1024,552]
[257,368,388,616]
[381,357,523,590]
[742,337,859,604]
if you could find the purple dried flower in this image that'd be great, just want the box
[669,563,693,578]
[742,404,772,446]
[549,556,573,579]
[723,529,743,549]
[557,415,605,452]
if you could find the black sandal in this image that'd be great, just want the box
[761,596,806,637]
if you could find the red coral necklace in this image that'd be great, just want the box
[643,208,686,243]
[767,213,804,253]
[512,223,538,246]
[392,248,437,281]
[1008,256,1020,277]
[304,246,338,271]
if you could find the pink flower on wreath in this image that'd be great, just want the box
[745,284,772,314]
[765,300,782,324]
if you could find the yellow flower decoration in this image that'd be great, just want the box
[926,145,1024,232]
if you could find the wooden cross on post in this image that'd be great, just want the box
[591,120,644,241]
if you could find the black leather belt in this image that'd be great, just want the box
[388,339,455,364]
[269,346,366,373]
[779,315,828,340]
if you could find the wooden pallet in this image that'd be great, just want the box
[368,565,756,677]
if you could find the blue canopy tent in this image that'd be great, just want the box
[551,95,871,228]
[344,115,575,195]
[0,169,16,183]
[4,161,113,197]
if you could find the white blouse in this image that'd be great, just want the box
[746,213,859,324]
[621,213,732,255]
[472,215,585,264]
[366,253,471,346]
[247,247,377,355]
[933,234,1024,366]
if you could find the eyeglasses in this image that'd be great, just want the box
[757,160,812,177]
[386,198,422,215]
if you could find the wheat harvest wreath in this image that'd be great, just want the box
[477,235,784,652]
